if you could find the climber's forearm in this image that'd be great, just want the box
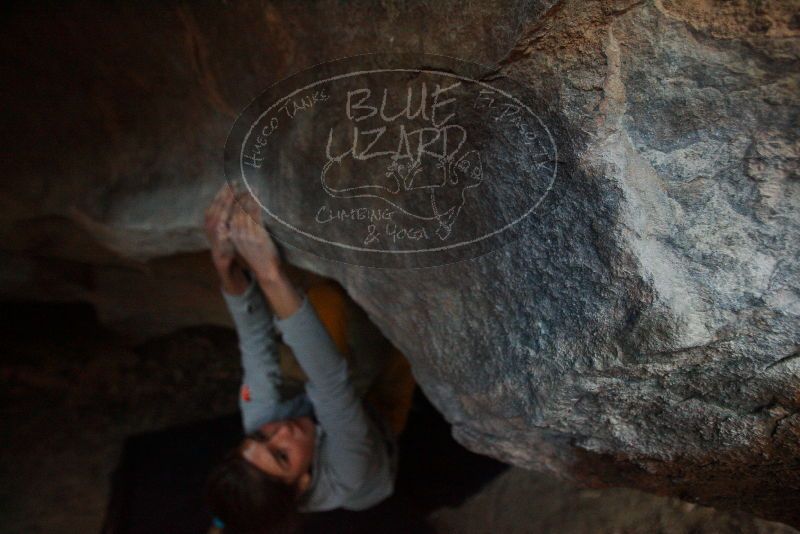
[218,262,250,295]
[220,275,284,434]
[257,265,303,320]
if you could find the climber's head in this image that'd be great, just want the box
[205,417,316,533]
[242,417,316,490]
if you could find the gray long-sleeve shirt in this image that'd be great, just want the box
[221,277,396,512]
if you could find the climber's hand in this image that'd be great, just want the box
[204,184,236,273]
[204,183,247,293]
[226,196,282,284]
[235,188,263,226]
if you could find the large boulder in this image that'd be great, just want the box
[2,0,798,525]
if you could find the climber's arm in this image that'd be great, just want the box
[205,185,286,434]
[262,269,375,495]
[221,274,286,434]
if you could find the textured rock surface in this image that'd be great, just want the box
[2,0,799,526]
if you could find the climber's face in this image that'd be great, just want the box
[241,416,316,494]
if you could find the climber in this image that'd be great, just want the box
[202,184,400,533]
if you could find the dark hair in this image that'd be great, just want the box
[205,447,301,534]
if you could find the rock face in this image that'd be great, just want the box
[3,0,799,526]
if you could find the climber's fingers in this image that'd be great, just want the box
[216,217,232,241]
[204,189,224,240]
[228,208,249,241]
[234,189,263,225]
[230,207,270,249]
[205,183,234,226]
[218,186,237,224]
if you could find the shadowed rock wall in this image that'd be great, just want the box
[2,1,798,525]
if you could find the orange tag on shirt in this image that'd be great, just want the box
[241,384,251,402]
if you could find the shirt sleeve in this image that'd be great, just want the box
[221,276,283,434]
[274,293,375,495]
